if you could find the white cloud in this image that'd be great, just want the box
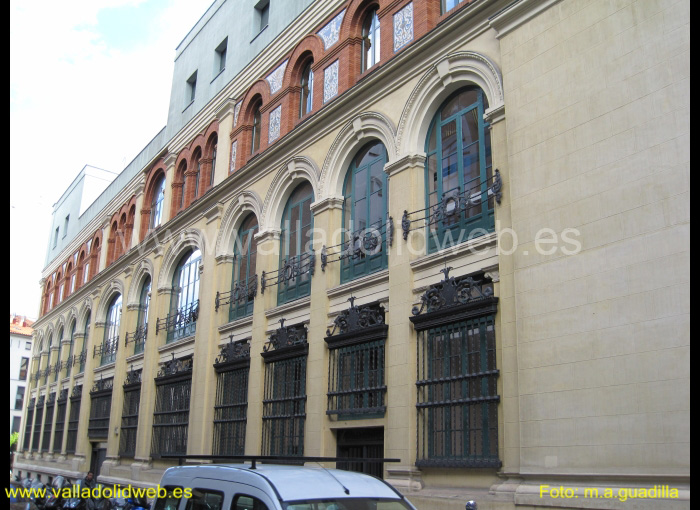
[10,0,213,315]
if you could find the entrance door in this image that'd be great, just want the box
[90,444,107,478]
[336,427,384,479]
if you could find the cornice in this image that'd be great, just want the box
[488,0,562,39]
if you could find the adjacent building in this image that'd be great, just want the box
[16,0,690,508]
[10,315,34,435]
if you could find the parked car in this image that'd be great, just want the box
[155,464,417,510]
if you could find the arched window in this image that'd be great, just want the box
[54,327,64,382]
[102,294,122,365]
[279,182,314,304]
[193,149,202,199]
[299,60,314,118]
[44,334,52,385]
[79,312,91,374]
[150,175,166,229]
[362,9,380,72]
[169,249,202,342]
[231,215,258,321]
[209,135,218,188]
[425,87,494,252]
[178,161,188,210]
[251,101,262,154]
[66,321,76,378]
[341,141,388,282]
[135,276,151,354]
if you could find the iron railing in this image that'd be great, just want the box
[401,171,502,252]
[94,337,119,365]
[125,324,148,355]
[157,301,199,343]
[151,356,193,457]
[32,397,44,452]
[320,218,393,282]
[65,386,82,454]
[41,394,55,453]
[53,391,68,454]
[215,274,257,323]
[262,252,315,304]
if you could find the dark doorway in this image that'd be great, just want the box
[336,427,384,479]
[90,444,107,478]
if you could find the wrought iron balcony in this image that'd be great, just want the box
[320,218,393,282]
[215,274,257,323]
[72,349,87,373]
[401,170,502,252]
[94,337,119,365]
[262,251,315,304]
[157,300,199,343]
[125,324,148,354]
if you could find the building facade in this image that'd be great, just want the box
[10,315,33,435]
[17,0,689,508]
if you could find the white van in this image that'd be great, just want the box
[154,463,418,510]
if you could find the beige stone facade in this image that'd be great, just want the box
[17,0,689,509]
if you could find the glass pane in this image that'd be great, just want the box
[354,198,367,231]
[441,120,459,193]
[370,159,383,194]
[441,89,478,120]
[355,168,367,199]
[370,192,383,228]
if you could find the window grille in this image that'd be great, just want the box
[23,398,34,451]
[262,356,307,457]
[151,357,192,457]
[65,390,82,454]
[53,390,68,454]
[88,379,113,439]
[33,397,44,453]
[411,268,500,468]
[325,299,388,418]
[119,376,141,457]
[42,394,55,453]
[261,320,308,458]
[213,339,250,456]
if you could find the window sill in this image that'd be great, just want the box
[182,100,195,113]
[210,68,225,83]
[250,24,268,44]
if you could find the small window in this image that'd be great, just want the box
[53,227,60,248]
[362,9,381,72]
[255,0,269,33]
[299,60,314,118]
[15,386,25,410]
[186,71,198,105]
[63,215,70,237]
[25,342,31,350]
[251,100,262,154]
[232,494,269,510]
[215,38,228,74]
[441,0,463,14]
[19,357,29,380]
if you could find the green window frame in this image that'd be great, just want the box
[278,183,314,305]
[341,141,388,283]
[231,215,258,321]
[66,322,75,378]
[425,87,494,253]
[135,277,151,354]
[168,249,201,343]
[54,327,63,382]
[101,294,122,365]
[79,312,90,374]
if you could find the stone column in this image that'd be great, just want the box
[384,153,425,487]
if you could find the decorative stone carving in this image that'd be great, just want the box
[266,60,288,95]
[268,105,282,143]
[317,9,346,49]
[393,2,414,52]
[324,60,339,103]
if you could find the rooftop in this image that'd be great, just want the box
[10,314,34,337]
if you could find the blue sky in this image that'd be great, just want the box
[10,0,213,317]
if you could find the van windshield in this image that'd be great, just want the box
[284,499,413,510]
